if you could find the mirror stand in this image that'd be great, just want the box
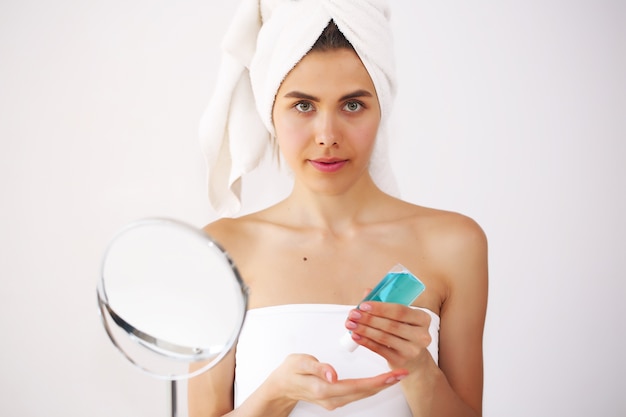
[170,380,178,417]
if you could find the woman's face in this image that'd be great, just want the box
[272,48,381,195]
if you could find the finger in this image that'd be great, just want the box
[290,353,338,383]
[346,307,414,344]
[302,368,409,411]
[352,322,433,369]
[322,365,338,383]
[328,368,409,403]
[342,368,408,387]
[359,302,432,327]
[347,311,433,360]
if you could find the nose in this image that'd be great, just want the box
[315,112,339,147]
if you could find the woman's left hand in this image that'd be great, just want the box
[344,301,434,371]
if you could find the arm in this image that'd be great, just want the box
[187,347,297,417]
[345,215,488,416]
[188,347,236,417]
[429,217,488,416]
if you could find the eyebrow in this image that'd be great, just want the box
[282,89,374,102]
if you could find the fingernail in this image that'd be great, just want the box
[386,374,407,384]
[359,303,372,311]
[325,371,333,383]
[346,320,357,329]
[349,310,362,319]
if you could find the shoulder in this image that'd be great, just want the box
[402,203,488,293]
[203,214,262,248]
[202,209,282,257]
[402,203,487,256]
[421,209,488,318]
[376,197,488,264]
[203,216,247,240]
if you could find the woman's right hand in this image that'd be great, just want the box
[260,353,409,412]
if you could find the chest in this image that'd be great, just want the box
[231,228,443,311]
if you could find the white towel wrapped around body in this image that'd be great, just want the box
[199,0,399,216]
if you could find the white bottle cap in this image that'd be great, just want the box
[339,332,359,352]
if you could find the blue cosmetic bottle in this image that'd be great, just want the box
[340,264,425,352]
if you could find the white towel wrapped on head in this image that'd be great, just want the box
[199,0,399,216]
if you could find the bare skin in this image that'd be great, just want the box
[188,49,488,417]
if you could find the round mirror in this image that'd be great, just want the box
[97,218,248,380]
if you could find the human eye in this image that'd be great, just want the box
[343,100,364,113]
[294,101,314,113]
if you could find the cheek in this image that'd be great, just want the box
[275,118,310,151]
[349,120,379,151]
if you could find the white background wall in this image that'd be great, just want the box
[1,1,624,416]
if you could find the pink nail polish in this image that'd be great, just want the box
[349,310,362,319]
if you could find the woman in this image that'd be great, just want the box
[190,1,487,416]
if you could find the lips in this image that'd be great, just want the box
[308,158,348,173]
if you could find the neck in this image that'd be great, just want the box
[281,175,390,232]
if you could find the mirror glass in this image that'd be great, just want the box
[97,218,248,380]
